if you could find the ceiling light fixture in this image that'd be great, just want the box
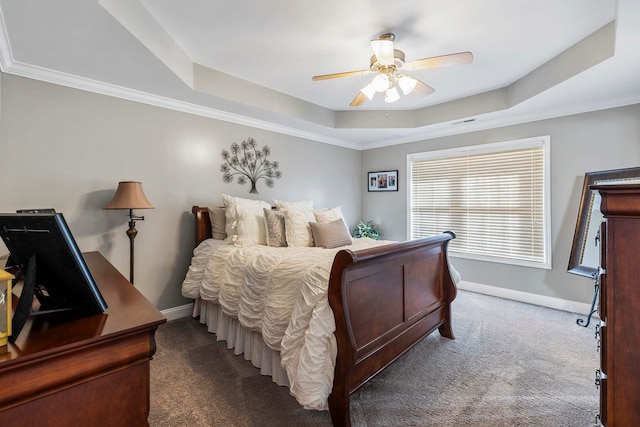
[360,83,376,100]
[370,39,394,65]
[360,37,423,104]
[360,71,412,104]
[313,32,473,108]
[371,74,389,92]
[397,74,417,95]
[385,86,400,103]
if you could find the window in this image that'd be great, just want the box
[407,136,551,269]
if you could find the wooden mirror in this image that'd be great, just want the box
[568,167,640,277]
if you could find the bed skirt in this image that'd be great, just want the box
[192,298,291,387]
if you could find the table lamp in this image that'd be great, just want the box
[104,181,154,285]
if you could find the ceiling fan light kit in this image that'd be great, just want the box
[397,74,417,95]
[312,32,473,107]
[360,83,376,100]
[384,86,400,103]
[371,74,389,92]
[370,37,395,65]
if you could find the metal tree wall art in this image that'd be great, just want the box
[221,137,282,194]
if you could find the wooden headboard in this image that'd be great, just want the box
[192,206,212,247]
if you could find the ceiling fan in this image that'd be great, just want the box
[312,33,473,107]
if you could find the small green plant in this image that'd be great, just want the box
[352,221,382,240]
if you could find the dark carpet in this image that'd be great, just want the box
[149,290,599,426]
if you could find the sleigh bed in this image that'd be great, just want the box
[182,201,458,427]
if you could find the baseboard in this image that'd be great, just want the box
[160,283,596,322]
[161,303,194,321]
[458,280,596,317]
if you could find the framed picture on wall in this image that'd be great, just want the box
[368,170,398,192]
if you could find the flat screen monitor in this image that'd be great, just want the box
[0,212,107,341]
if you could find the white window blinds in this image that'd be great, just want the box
[408,137,550,268]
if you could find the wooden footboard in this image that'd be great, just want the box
[190,206,456,427]
[327,233,456,427]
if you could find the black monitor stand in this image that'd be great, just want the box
[9,254,75,343]
[9,254,36,343]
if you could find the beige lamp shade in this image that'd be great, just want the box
[104,181,154,210]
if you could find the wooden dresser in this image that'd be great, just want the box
[0,251,166,427]
[593,184,640,426]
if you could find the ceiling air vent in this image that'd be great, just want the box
[451,118,476,126]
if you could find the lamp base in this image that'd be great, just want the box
[125,209,145,285]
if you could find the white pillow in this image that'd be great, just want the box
[222,194,271,243]
[283,209,316,247]
[315,205,349,232]
[274,199,314,211]
[314,206,344,224]
[234,205,268,246]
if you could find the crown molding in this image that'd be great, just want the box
[1,58,363,149]
[0,10,360,151]
[0,7,637,152]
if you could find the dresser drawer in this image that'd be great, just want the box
[598,221,607,319]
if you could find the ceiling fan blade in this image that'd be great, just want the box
[349,92,367,107]
[371,39,394,65]
[413,78,435,96]
[406,51,474,71]
[312,70,371,81]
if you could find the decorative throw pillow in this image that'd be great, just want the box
[274,199,314,211]
[207,207,227,240]
[234,205,268,246]
[314,206,344,224]
[310,219,353,249]
[263,208,287,247]
[222,194,271,243]
[283,209,316,247]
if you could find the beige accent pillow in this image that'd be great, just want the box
[283,209,316,247]
[310,219,353,249]
[263,208,287,247]
[274,199,314,211]
[207,207,227,240]
[222,194,271,243]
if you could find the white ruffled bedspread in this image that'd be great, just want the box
[181,237,393,410]
[181,237,460,410]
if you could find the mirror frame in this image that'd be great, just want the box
[568,167,640,277]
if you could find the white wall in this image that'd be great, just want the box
[0,74,362,311]
[361,104,640,306]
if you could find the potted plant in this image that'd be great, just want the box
[351,221,382,240]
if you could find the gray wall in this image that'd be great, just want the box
[0,74,362,310]
[362,104,640,305]
[3,71,638,311]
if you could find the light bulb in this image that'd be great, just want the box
[398,75,417,95]
[360,83,376,100]
[385,85,400,103]
[371,74,389,92]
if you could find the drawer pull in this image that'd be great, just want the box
[595,369,606,388]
